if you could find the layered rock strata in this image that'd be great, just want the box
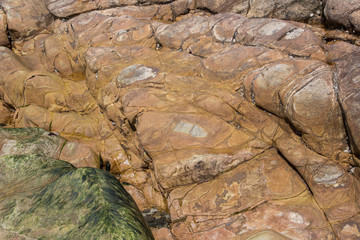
[0,1,359,239]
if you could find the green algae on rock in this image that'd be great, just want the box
[0,127,65,159]
[0,127,99,169]
[0,128,154,240]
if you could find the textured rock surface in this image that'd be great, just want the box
[0,0,53,39]
[0,127,154,239]
[0,9,9,46]
[0,101,12,125]
[326,42,360,158]
[0,127,99,169]
[324,0,360,31]
[44,0,322,23]
[1,1,360,239]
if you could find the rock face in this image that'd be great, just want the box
[324,0,360,31]
[1,1,360,240]
[326,42,360,158]
[0,9,9,46]
[0,127,154,239]
[44,0,322,23]
[0,0,53,39]
[0,127,99,168]
[0,102,12,125]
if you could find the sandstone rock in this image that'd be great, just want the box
[168,149,334,239]
[324,0,360,31]
[0,46,95,112]
[322,29,360,46]
[325,42,360,158]
[46,0,137,18]
[1,3,360,240]
[43,0,322,25]
[0,101,12,126]
[0,9,9,46]
[151,227,175,240]
[0,0,53,39]
[246,0,321,22]
[194,0,321,22]
[60,141,99,168]
[243,59,347,156]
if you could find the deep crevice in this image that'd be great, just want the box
[171,7,190,21]
[276,149,314,196]
[230,200,269,217]
[187,50,206,59]
[136,0,175,6]
[284,117,302,137]
[196,7,218,15]
[5,26,13,49]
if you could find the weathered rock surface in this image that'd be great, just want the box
[0,101,12,125]
[326,42,360,158]
[0,127,99,168]
[324,0,360,31]
[1,1,360,240]
[0,0,53,40]
[44,0,322,23]
[0,8,9,46]
[195,0,322,22]
[0,127,154,239]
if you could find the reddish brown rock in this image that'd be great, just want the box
[194,0,321,22]
[232,18,325,60]
[243,59,347,156]
[325,42,360,158]
[45,0,137,18]
[334,215,360,240]
[1,4,360,240]
[45,0,322,23]
[59,141,99,168]
[170,181,334,239]
[324,0,360,31]
[45,0,192,21]
[151,227,175,240]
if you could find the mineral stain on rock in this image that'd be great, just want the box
[173,120,208,138]
[116,64,158,86]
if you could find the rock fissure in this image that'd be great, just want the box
[1,2,360,239]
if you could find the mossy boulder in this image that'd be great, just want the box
[0,127,154,239]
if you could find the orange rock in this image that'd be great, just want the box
[1,0,53,39]
[1,5,360,239]
[151,227,175,240]
[59,141,99,168]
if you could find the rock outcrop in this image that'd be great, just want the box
[0,0,53,39]
[44,0,322,23]
[0,1,360,239]
[324,0,360,31]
